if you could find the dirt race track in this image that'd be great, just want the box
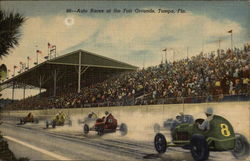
[0,102,249,161]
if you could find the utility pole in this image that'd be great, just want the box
[78,51,82,93]
[162,48,167,63]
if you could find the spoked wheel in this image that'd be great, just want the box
[154,133,167,154]
[120,123,128,136]
[231,133,250,159]
[190,134,209,161]
[83,124,89,135]
[154,123,160,133]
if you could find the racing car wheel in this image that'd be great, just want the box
[83,124,89,134]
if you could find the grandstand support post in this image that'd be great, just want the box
[78,51,82,93]
[53,70,57,97]
[23,83,26,100]
[12,81,15,101]
[39,75,42,96]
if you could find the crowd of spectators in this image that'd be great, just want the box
[6,44,250,110]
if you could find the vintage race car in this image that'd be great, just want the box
[154,114,194,133]
[18,113,39,125]
[83,114,128,136]
[45,114,72,128]
[154,115,249,161]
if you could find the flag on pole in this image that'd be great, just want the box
[36,50,42,54]
[228,30,233,33]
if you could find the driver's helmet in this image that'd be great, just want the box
[205,107,213,115]
[176,115,181,121]
[88,113,92,118]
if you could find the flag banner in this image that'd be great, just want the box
[228,30,233,33]
[162,49,167,51]
[36,50,42,54]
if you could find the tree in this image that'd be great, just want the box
[0,10,25,59]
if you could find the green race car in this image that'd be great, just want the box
[154,115,249,161]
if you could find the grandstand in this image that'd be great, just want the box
[2,44,250,110]
[0,49,138,99]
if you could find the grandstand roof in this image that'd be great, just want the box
[0,49,138,92]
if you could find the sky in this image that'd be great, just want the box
[0,1,249,99]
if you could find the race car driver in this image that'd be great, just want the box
[198,107,214,131]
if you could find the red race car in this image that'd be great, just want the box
[83,112,128,136]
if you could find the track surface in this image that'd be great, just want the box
[0,120,248,161]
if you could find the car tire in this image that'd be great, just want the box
[231,133,250,159]
[20,119,23,125]
[68,120,72,126]
[190,134,209,161]
[97,127,104,136]
[154,133,167,154]
[45,120,49,128]
[120,123,128,136]
[52,120,56,128]
[154,123,160,133]
[83,124,89,135]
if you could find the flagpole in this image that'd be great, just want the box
[35,45,38,65]
[165,49,167,63]
[27,57,29,69]
[48,43,50,60]
[36,51,38,65]
[231,32,233,50]
[13,66,15,76]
